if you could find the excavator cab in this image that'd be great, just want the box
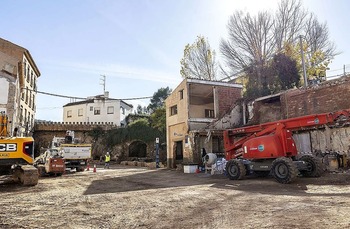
[0,113,38,186]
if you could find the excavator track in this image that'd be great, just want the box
[13,165,39,186]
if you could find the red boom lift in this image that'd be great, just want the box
[223,109,350,183]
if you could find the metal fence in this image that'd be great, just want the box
[326,64,350,80]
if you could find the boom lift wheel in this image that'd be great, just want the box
[299,155,323,177]
[225,159,246,180]
[271,157,298,184]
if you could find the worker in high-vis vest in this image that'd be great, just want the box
[104,152,111,169]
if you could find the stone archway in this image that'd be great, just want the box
[128,140,147,158]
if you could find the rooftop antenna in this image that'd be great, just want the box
[100,74,106,94]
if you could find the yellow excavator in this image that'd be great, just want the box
[0,113,38,186]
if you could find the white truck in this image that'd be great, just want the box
[52,131,92,172]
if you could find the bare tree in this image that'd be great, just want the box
[220,0,338,99]
[180,36,217,80]
[304,13,337,59]
[220,11,275,91]
[274,0,307,51]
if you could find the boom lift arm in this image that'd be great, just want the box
[224,109,350,160]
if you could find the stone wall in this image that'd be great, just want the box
[33,122,166,163]
[33,122,109,157]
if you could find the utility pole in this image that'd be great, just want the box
[299,35,308,88]
[100,75,106,94]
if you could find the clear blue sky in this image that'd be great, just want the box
[1,0,349,121]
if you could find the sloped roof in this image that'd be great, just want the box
[63,98,133,108]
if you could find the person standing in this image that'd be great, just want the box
[104,152,111,169]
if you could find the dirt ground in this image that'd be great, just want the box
[1,164,350,229]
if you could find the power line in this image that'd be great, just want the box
[36,107,62,110]
[23,88,152,101]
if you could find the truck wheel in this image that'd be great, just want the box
[225,159,246,180]
[271,157,298,184]
[299,155,323,177]
[76,167,85,172]
[37,165,46,177]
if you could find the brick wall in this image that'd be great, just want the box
[281,77,350,119]
[251,76,350,124]
[217,86,242,118]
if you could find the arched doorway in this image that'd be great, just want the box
[129,141,147,158]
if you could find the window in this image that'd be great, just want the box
[24,61,27,76]
[30,72,33,87]
[67,110,72,118]
[107,106,114,114]
[90,106,93,111]
[24,109,27,123]
[78,109,83,116]
[179,90,184,100]
[32,95,35,109]
[170,105,178,116]
[29,91,32,108]
[205,109,215,118]
[20,106,23,123]
[94,107,100,115]
[121,107,125,115]
[25,87,28,104]
[26,69,30,82]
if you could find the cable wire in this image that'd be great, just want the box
[23,88,152,101]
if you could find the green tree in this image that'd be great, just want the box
[150,107,166,133]
[88,126,105,142]
[243,64,272,100]
[136,105,143,114]
[147,87,172,113]
[270,53,300,92]
[283,41,330,84]
[180,36,217,80]
[103,118,164,149]
[128,118,149,127]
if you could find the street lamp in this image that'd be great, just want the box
[299,35,308,88]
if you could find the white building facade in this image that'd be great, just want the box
[0,38,40,136]
[63,94,133,126]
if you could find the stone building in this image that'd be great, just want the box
[0,38,40,136]
[165,78,242,168]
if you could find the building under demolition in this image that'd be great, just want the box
[166,76,350,169]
